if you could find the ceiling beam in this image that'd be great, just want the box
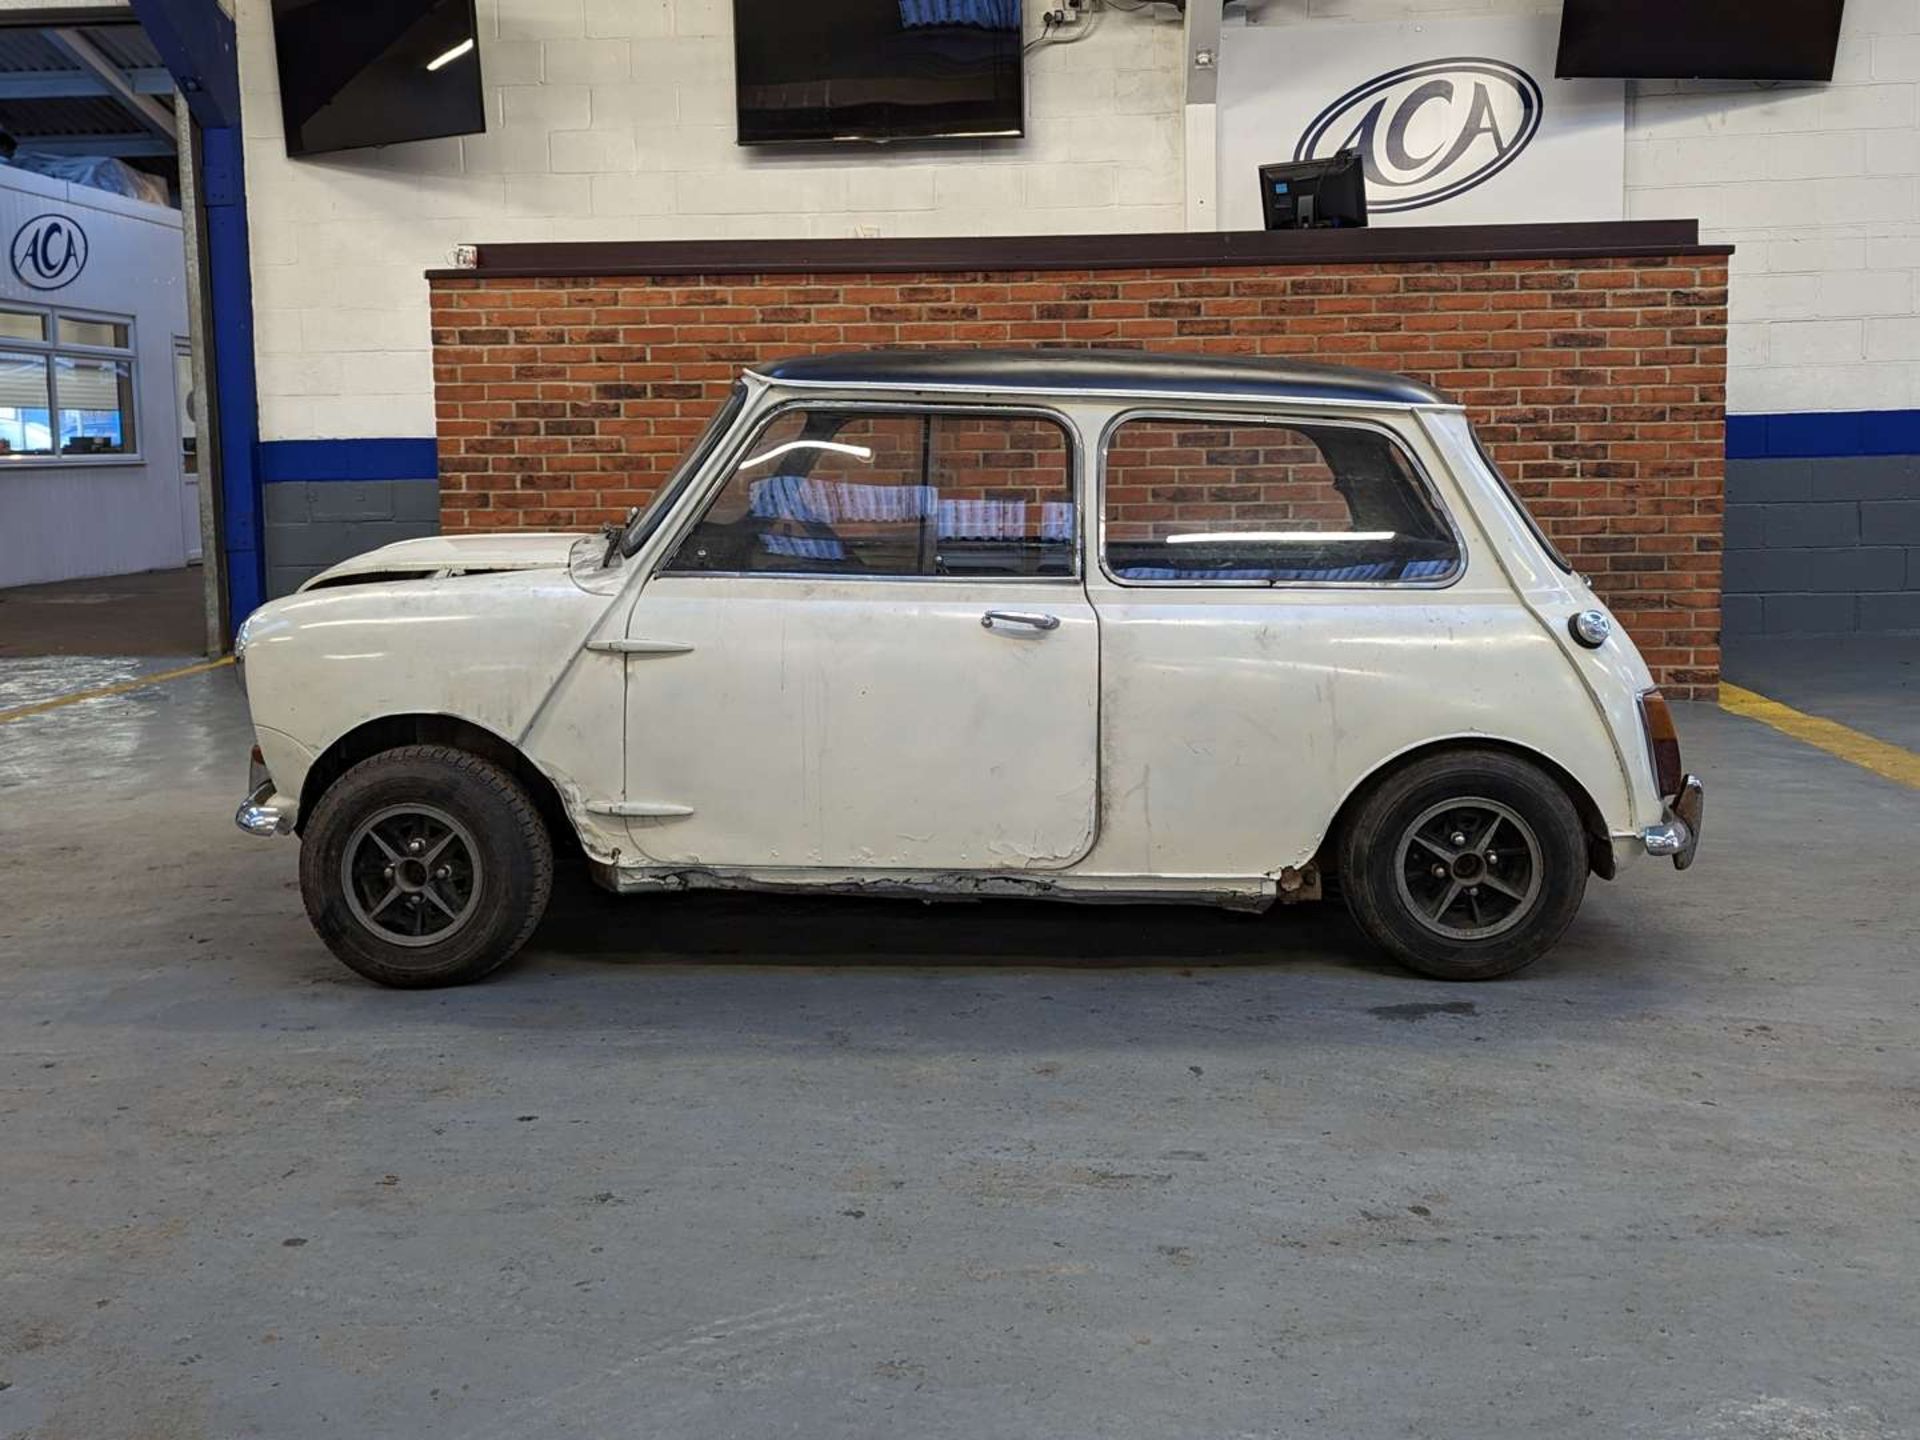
[11,131,176,157]
[44,26,176,142]
[0,67,175,100]
[125,0,241,132]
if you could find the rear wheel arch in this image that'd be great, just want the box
[1333,745,1593,980]
[297,714,581,863]
[1318,736,1617,882]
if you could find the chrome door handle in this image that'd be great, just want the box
[981,610,1060,632]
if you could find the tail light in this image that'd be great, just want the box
[1637,688,1684,800]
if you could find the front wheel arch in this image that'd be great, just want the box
[1315,737,1616,883]
[297,714,581,864]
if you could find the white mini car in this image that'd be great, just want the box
[235,350,1701,988]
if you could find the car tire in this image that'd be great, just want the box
[299,745,553,989]
[1337,749,1588,982]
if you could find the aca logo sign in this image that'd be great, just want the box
[1295,58,1543,213]
[10,213,89,291]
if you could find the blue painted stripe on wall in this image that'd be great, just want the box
[1728,409,1920,460]
[258,438,441,484]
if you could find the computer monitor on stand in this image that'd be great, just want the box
[1259,149,1368,230]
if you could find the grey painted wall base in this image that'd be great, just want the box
[262,480,440,597]
[1724,454,1920,636]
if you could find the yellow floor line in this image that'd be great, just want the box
[1720,681,1920,791]
[0,656,233,725]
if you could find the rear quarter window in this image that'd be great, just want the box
[1100,414,1461,586]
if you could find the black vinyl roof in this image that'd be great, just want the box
[752,349,1450,407]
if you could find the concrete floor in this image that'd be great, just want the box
[2,660,1917,1440]
[0,567,208,658]
[1725,631,1920,752]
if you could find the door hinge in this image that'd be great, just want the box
[584,638,695,656]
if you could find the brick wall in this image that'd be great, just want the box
[1105,421,1385,541]
[428,252,1729,695]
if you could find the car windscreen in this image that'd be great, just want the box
[621,382,749,557]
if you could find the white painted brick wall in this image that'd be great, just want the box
[1622,0,1920,415]
[235,0,1188,440]
[240,0,1920,440]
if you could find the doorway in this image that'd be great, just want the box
[0,18,209,661]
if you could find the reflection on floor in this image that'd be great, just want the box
[0,565,208,657]
[0,653,224,720]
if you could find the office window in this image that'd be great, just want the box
[55,355,136,456]
[59,316,131,349]
[0,307,48,343]
[0,306,138,461]
[0,352,54,456]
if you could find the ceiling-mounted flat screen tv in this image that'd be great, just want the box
[272,0,486,158]
[1556,0,1847,81]
[734,0,1025,144]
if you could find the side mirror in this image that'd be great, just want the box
[600,510,638,568]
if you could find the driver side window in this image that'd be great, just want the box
[663,407,1075,578]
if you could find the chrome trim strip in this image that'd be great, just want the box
[650,571,1084,586]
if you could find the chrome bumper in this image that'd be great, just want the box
[236,781,295,837]
[236,748,297,838]
[1641,774,1704,871]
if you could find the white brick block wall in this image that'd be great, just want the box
[239,0,1920,439]
[1253,0,1920,417]
[1624,12,1920,416]
[236,0,1189,440]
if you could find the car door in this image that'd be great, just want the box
[616,402,1099,872]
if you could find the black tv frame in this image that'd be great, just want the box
[733,0,1026,146]
[272,0,487,159]
[1555,0,1847,82]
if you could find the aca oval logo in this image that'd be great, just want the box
[1295,58,1543,214]
[11,213,89,291]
